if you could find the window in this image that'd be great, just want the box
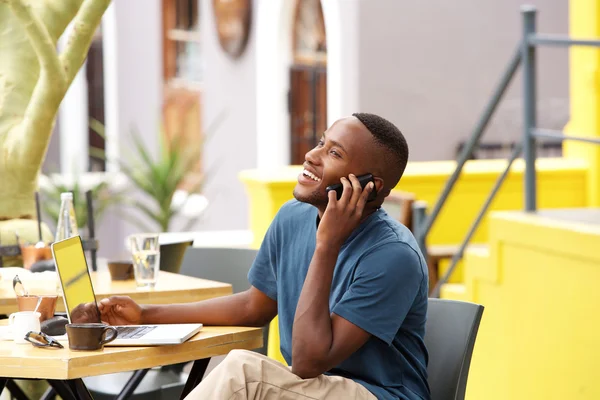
[163,0,203,90]
[289,0,328,165]
[293,0,327,65]
[162,0,203,192]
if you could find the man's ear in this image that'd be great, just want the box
[373,177,385,194]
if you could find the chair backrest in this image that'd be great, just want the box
[424,298,484,400]
[179,247,257,294]
[382,191,416,231]
[178,247,270,354]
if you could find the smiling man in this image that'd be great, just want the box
[98,113,430,400]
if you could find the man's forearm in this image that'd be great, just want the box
[141,291,268,327]
[292,243,339,374]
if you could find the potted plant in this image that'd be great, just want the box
[90,115,224,274]
[89,118,218,233]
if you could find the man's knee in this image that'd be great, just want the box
[227,349,258,360]
[223,349,264,366]
[220,349,284,374]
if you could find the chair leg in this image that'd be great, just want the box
[179,358,210,400]
[40,386,57,400]
[115,369,150,400]
[69,379,94,400]
[85,190,98,272]
[47,380,76,400]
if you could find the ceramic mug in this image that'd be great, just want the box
[9,311,41,344]
[66,323,118,351]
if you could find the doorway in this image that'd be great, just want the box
[289,0,327,165]
[87,29,105,172]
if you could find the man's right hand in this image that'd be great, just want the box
[98,296,143,325]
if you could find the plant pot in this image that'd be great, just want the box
[0,219,54,267]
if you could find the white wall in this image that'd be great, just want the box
[322,0,361,124]
[98,0,163,258]
[199,0,258,231]
[255,0,294,169]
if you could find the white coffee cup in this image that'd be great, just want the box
[9,311,41,344]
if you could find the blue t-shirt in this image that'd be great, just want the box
[248,200,430,400]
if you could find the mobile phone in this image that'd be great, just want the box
[326,173,377,202]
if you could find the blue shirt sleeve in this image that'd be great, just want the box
[247,214,279,301]
[332,242,425,345]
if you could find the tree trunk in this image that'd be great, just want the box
[0,0,111,249]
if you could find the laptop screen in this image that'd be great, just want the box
[53,236,101,324]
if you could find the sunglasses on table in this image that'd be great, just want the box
[24,331,64,349]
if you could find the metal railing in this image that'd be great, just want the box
[421,5,600,297]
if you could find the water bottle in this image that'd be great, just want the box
[54,192,79,293]
[55,192,79,241]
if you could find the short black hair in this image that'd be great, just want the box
[352,112,409,188]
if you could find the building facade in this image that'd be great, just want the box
[49,0,567,256]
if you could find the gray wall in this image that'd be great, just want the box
[198,0,258,231]
[357,0,569,161]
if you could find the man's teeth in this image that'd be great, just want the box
[303,169,321,182]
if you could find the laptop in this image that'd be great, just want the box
[51,236,203,346]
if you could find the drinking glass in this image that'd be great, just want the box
[129,234,160,289]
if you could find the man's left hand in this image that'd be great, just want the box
[317,174,374,248]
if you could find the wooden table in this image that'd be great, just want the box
[0,270,232,315]
[0,326,261,380]
[0,326,262,399]
[0,270,237,399]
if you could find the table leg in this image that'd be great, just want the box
[115,369,150,400]
[179,358,211,400]
[47,380,75,400]
[69,379,94,400]
[0,379,7,394]
[40,386,57,400]
[5,380,30,400]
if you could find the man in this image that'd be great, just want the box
[99,113,430,400]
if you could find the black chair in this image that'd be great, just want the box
[177,247,268,354]
[425,298,484,400]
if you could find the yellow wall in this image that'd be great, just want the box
[564,0,600,206]
[442,212,600,400]
[240,158,588,248]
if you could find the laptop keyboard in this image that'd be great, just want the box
[116,326,157,339]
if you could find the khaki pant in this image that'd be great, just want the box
[184,350,377,400]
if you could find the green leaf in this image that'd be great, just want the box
[130,125,156,173]
[89,117,106,139]
[115,209,156,233]
[89,147,106,160]
[135,202,162,225]
[119,162,156,199]
[204,109,228,142]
